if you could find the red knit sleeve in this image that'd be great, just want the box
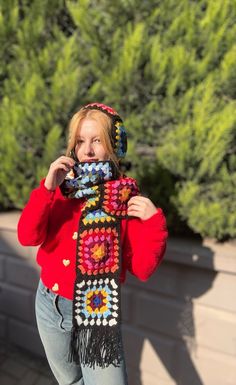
[123,208,168,281]
[17,179,55,246]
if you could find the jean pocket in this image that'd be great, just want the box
[57,296,73,331]
[38,279,48,296]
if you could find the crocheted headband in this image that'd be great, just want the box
[82,103,127,159]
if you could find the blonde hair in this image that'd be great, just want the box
[66,108,121,171]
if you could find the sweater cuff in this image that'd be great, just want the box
[39,179,56,201]
[141,208,166,227]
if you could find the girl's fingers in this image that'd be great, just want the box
[128,197,148,208]
[127,207,142,215]
[127,205,141,211]
[127,208,142,215]
[51,156,75,168]
[51,160,74,171]
[128,195,148,202]
[128,201,146,211]
[58,155,75,163]
[128,197,157,220]
[127,210,142,219]
[59,156,75,165]
[60,165,70,172]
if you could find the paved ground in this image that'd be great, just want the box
[0,341,57,385]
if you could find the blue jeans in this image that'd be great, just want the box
[35,279,129,385]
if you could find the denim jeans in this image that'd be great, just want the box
[35,279,129,385]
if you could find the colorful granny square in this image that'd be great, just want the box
[78,227,119,275]
[75,278,119,327]
[103,179,134,216]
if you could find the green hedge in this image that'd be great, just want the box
[0,0,235,240]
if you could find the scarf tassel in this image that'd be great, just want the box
[68,326,123,369]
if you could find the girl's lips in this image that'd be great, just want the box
[82,159,99,162]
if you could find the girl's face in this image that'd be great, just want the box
[75,118,109,162]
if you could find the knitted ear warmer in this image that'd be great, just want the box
[82,103,127,159]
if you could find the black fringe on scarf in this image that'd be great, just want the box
[68,326,123,369]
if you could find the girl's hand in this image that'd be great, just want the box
[44,156,75,191]
[127,196,158,220]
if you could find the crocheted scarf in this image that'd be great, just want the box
[60,160,139,368]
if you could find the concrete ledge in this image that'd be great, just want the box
[0,211,236,385]
[165,237,236,274]
[1,211,235,273]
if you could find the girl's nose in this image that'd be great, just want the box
[84,142,94,155]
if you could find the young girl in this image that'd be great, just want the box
[18,103,168,385]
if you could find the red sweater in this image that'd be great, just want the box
[17,179,168,300]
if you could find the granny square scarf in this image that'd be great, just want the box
[60,160,139,368]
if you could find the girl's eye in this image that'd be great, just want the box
[76,138,101,144]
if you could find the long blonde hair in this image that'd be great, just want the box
[66,108,121,171]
